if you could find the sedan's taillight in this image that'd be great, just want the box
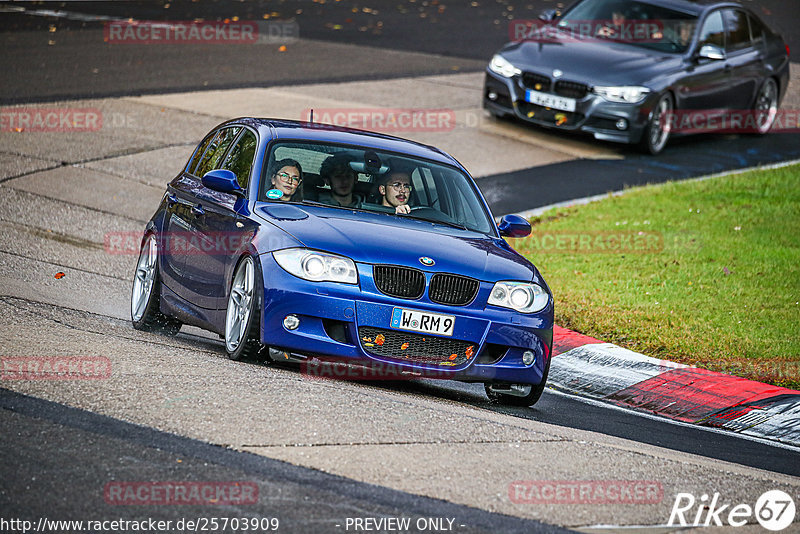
[787,44,791,57]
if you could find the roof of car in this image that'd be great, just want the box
[221,117,463,169]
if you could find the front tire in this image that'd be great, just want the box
[131,234,182,335]
[753,78,778,135]
[639,93,673,155]
[224,256,263,361]
[485,356,551,407]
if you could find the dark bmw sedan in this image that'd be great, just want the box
[484,0,790,154]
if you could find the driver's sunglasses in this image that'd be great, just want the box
[388,182,412,191]
[277,172,302,185]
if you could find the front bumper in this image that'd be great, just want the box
[258,253,553,386]
[484,69,656,145]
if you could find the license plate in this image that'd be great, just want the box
[390,307,455,337]
[525,89,576,112]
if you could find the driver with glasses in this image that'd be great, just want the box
[379,169,413,215]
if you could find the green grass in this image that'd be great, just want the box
[511,163,800,389]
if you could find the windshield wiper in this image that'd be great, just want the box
[408,215,470,231]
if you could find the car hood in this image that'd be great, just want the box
[255,204,536,283]
[501,40,681,86]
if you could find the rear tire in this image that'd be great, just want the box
[131,234,182,336]
[639,93,673,155]
[224,256,264,361]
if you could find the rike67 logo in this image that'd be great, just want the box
[669,490,796,531]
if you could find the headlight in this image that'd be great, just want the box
[488,281,549,313]
[273,248,358,284]
[592,86,650,103]
[489,54,521,78]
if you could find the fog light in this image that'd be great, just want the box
[283,315,300,330]
[488,91,498,101]
[615,118,628,130]
[522,350,535,366]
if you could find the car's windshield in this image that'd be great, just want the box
[557,0,697,53]
[260,141,495,235]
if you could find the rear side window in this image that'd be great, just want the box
[698,10,725,49]
[194,126,241,178]
[748,13,766,44]
[221,129,258,190]
[723,9,752,52]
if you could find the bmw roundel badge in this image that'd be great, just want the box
[419,257,435,266]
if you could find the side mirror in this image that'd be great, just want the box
[498,214,531,238]
[202,169,243,195]
[538,8,559,22]
[697,44,726,61]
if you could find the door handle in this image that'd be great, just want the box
[723,64,732,73]
[192,204,205,216]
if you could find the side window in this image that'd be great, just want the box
[723,9,751,52]
[194,127,241,178]
[748,13,765,45]
[411,168,430,206]
[222,130,258,189]
[698,10,725,49]
[187,133,214,175]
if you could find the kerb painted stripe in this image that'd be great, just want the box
[552,325,603,356]
[548,343,687,398]
[607,367,798,423]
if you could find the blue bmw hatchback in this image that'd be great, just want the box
[131,119,554,406]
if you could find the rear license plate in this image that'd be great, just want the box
[525,89,577,112]
[390,307,455,337]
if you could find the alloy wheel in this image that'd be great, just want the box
[131,235,157,322]
[755,79,778,134]
[225,257,255,353]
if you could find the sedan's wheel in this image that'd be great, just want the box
[224,256,263,361]
[753,78,778,135]
[485,357,551,407]
[131,234,181,335]
[639,93,673,155]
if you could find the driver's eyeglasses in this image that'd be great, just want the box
[388,182,412,191]
[277,172,302,184]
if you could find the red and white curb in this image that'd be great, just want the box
[549,325,800,447]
